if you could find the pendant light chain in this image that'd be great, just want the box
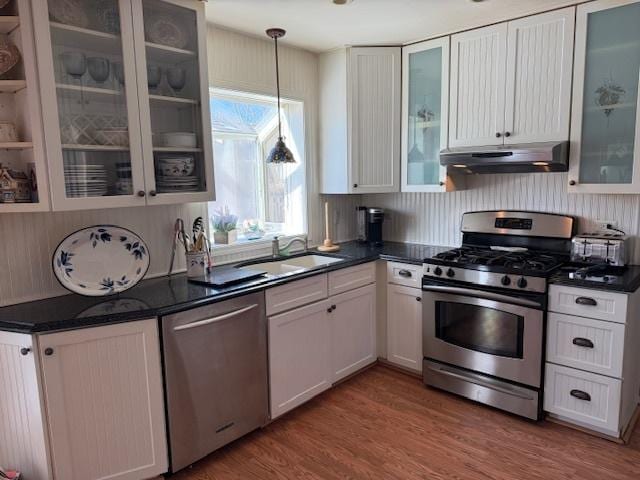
[274,35,282,139]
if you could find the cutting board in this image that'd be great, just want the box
[188,267,267,288]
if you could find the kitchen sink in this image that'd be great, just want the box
[241,254,345,276]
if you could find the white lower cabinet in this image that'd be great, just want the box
[386,283,423,373]
[330,284,377,382]
[269,300,333,419]
[42,320,168,480]
[267,265,377,419]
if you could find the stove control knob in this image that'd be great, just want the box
[446,268,455,278]
[501,275,511,286]
[433,267,443,276]
[517,277,528,289]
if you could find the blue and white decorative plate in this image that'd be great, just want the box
[52,225,150,296]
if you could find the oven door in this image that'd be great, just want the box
[422,284,543,387]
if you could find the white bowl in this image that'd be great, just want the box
[159,132,197,148]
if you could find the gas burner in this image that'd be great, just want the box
[433,247,565,275]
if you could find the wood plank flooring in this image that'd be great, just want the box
[174,365,640,480]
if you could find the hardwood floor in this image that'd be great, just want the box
[173,365,640,480]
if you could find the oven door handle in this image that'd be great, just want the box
[421,285,541,308]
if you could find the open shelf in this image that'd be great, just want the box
[153,146,202,153]
[0,16,19,34]
[145,41,196,64]
[0,142,33,150]
[149,94,198,105]
[415,120,441,129]
[62,143,129,151]
[0,80,26,93]
[50,21,121,55]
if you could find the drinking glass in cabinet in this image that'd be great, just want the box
[578,2,640,185]
[142,0,205,194]
[48,0,136,199]
[406,46,443,186]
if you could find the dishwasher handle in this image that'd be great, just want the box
[173,304,259,332]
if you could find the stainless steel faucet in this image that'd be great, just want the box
[272,236,308,257]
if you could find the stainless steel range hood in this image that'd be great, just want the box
[440,141,569,174]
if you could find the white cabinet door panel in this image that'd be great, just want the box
[39,319,168,480]
[330,284,377,382]
[328,262,375,296]
[504,8,575,144]
[266,274,328,316]
[449,24,508,147]
[386,284,423,373]
[349,47,401,193]
[269,300,332,418]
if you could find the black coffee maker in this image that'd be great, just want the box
[357,206,385,246]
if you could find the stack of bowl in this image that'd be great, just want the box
[155,156,199,193]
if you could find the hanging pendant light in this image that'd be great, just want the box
[266,28,295,164]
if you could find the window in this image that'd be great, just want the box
[209,89,306,244]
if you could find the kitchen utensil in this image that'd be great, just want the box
[158,132,197,148]
[186,251,207,277]
[0,121,18,142]
[147,65,161,90]
[52,225,150,296]
[112,61,125,87]
[192,216,204,242]
[94,0,120,34]
[0,34,19,78]
[49,0,90,28]
[166,67,186,92]
[61,52,86,79]
[146,14,189,49]
[88,56,110,84]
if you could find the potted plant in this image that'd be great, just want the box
[211,206,238,244]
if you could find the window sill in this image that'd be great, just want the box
[209,234,308,264]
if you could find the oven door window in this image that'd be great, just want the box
[435,301,524,358]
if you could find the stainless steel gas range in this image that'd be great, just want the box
[422,211,575,420]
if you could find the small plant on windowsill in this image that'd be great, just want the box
[211,206,239,245]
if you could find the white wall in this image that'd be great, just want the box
[363,172,640,262]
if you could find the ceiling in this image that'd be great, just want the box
[206,0,580,52]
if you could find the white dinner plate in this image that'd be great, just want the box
[52,225,150,296]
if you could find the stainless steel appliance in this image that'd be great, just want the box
[422,211,575,420]
[162,293,269,472]
[571,232,628,266]
[356,206,385,246]
[440,141,569,174]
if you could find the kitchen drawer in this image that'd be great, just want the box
[386,261,422,288]
[548,285,628,323]
[544,363,621,434]
[266,274,328,316]
[547,312,625,378]
[328,262,376,296]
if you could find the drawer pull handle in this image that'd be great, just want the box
[575,297,597,306]
[398,270,412,278]
[570,389,591,402]
[572,337,594,348]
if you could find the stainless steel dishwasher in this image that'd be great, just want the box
[162,292,269,472]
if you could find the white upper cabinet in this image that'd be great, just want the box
[401,37,455,192]
[569,0,640,193]
[449,24,508,148]
[449,8,574,148]
[504,8,574,145]
[32,0,214,211]
[320,46,401,194]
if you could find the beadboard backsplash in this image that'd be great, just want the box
[362,173,640,262]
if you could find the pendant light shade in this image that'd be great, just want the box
[266,27,295,164]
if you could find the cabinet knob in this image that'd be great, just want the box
[149,190,157,197]
[137,190,146,197]
[331,305,336,311]
[439,181,445,187]
[569,180,576,186]
[495,132,502,138]
[353,183,358,188]
[44,347,54,356]
[20,347,31,356]
[416,297,421,302]
[504,131,511,137]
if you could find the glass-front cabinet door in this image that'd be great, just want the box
[569,0,640,193]
[33,0,146,210]
[401,37,451,192]
[132,0,214,205]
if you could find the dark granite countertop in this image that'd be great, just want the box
[550,264,640,293]
[0,241,448,334]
